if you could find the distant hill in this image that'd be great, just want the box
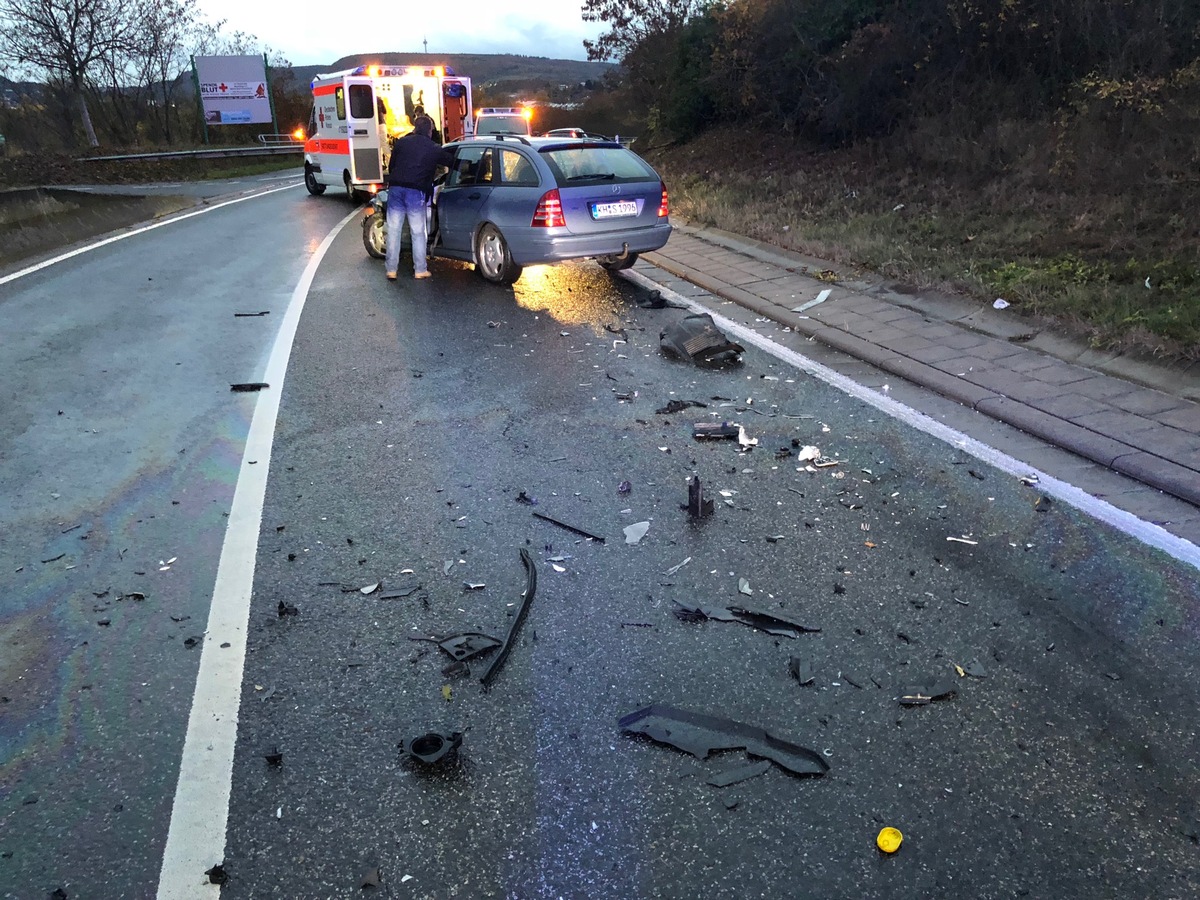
[289,53,614,89]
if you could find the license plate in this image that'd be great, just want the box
[591,200,638,219]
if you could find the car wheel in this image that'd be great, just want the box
[599,252,638,272]
[304,165,326,196]
[344,174,360,203]
[362,211,386,259]
[475,223,522,284]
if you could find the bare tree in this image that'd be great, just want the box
[581,0,708,63]
[0,0,138,146]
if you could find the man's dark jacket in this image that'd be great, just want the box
[387,133,454,196]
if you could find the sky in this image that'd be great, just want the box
[195,0,608,65]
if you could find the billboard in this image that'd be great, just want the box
[195,55,273,125]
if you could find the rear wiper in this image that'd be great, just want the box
[567,172,615,181]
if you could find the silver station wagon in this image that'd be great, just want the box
[364,135,672,284]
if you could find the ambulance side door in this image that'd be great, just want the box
[345,77,382,183]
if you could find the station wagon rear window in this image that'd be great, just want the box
[541,147,657,187]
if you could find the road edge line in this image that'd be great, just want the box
[623,270,1200,573]
[155,205,360,898]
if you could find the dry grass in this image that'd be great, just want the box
[644,125,1200,360]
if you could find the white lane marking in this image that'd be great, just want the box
[624,271,1200,572]
[0,182,302,287]
[155,206,359,898]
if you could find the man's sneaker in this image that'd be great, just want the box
[414,271,431,279]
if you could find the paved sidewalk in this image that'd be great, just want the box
[641,226,1200,510]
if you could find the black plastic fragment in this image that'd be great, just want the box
[619,704,829,777]
[263,745,283,766]
[360,866,381,889]
[707,759,771,787]
[205,864,228,885]
[442,660,470,678]
[898,680,958,706]
[788,657,815,685]
[515,490,538,505]
[660,313,745,367]
[531,511,605,543]
[378,585,420,600]
[693,422,740,439]
[656,398,708,414]
[410,632,501,662]
[400,731,462,765]
[229,383,269,392]
[964,658,988,678]
[480,549,537,688]
[234,311,270,317]
[637,289,667,309]
[49,889,68,900]
[673,600,820,638]
[687,475,714,518]
[183,635,202,649]
[277,600,299,617]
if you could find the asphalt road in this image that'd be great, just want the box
[3,178,1200,899]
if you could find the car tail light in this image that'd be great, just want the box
[658,183,669,218]
[532,189,565,227]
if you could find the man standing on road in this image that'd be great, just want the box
[384,115,453,280]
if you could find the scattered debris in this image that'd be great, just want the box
[400,731,462,765]
[877,827,903,854]
[898,680,958,706]
[183,635,203,649]
[673,601,820,638]
[378,586,421,600]
[795,445,821,463]
[41,553,65,563]
[359,582,380,595]
[480,549,537,688]
[229,383,269,392]
[234,310,270,317]
[791,288,832,313]
[992,298,1010,310]
[693,422,740,440]
[205,864,229,885]
[788,657,815,685]
[360,867,382,889]
[277,600,299,617]
[660,314,745,367]
[707,760,771,788]
[463,582,486,591]
[1034,495,1053,512]
[737,578,752,596]
[946,536,978,545]
[263,746,283,766]
[656,399,707,414]
[637,289,667,309]
[515,490,538,505]
[663,557,692,577]
[963,658,988,678]
[623,521,650,545]
[619,704,829,777]
[686,475,714,518]
[442,660,470,678]
[411,632,502,662]
[617,480,632,495]
[532,511,606,543]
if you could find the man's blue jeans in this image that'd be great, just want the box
[385,186,429,276]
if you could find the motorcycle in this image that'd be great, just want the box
[361,185,439,260]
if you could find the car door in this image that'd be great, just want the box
[436,146,495,253]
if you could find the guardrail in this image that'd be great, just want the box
[79,144,304,163]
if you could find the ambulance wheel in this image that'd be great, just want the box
[344,174,361,203]
[304,164,325,195]
[362,211,386,259]
[475,223,522,284]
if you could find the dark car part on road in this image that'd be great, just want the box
[789,657,816,685]
[618,704,829,777]
[707,759,771,788]
[660,314,745,367]
[656,398,708,414]
[205,864,229,885]
[409,632,502,662]
[233,310,269,317]
[263,745,283,766]
[360,867,382,889]
[400,731,462,766]
[693,422,741,440]
[672,600,820,638]
[687,474,714,518]
[230,382,269,392]
[898,680,958,706]
[277,600,299,617]
[479,549,538,689]
[531,510,606,543]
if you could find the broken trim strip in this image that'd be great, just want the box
[479,549,538,689]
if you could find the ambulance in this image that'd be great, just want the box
[303,64,472,201]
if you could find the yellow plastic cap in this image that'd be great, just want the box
[876,827,903,854]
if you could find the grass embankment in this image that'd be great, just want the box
[0,152,299,189]
[646,127,1200,361]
